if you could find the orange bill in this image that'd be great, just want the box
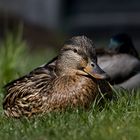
[84,63,109,80]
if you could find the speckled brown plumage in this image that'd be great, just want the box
[3,36,112,118]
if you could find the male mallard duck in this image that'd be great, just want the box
[97,33,140,89]
[3,36,112,118]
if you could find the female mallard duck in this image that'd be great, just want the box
[3,36,112,118]
[97,33,140,89]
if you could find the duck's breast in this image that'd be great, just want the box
[42,75,99,111]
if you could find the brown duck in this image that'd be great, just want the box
[3,36,112,118]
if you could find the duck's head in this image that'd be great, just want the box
[55,36,109,80]
[108,33,139,57]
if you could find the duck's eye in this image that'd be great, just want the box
[73,49,78,53]
[91,63,95,67]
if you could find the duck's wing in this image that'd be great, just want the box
[3,67,51,117]
[3,56,57,117]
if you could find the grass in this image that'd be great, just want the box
[0,32,140,140]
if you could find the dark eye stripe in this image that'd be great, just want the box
[61,48,71,52]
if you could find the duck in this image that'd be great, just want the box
[3,36,112,118]
[97,33,140,90]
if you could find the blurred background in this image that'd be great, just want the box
[0,0,140,52]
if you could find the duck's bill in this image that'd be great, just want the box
[84,64,109,80]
